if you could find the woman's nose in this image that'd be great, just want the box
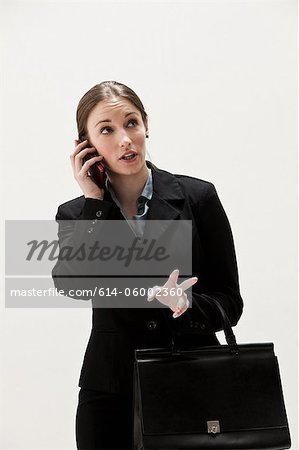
[119,132,132,147]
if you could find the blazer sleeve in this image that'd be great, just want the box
[185,183,244,333]
[51,197,116,300]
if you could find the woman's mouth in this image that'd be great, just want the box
[119,152,138,163]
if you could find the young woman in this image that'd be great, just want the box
[52,80,243,449]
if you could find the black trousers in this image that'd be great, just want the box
[75,388,133,450]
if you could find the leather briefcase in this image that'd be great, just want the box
[133,295,291,449]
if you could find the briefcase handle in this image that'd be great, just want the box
[200,294,239,354]
[168,293,239,355]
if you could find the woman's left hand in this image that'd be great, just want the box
[147,269,198,319]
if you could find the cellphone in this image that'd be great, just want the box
[78,138,107,189]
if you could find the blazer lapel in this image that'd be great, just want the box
[143,161,185,241]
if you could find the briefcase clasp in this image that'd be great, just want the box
[207,420,220,434]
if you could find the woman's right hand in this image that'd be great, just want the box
[70,139,105,200]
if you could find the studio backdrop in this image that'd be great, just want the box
[1,0,297,449]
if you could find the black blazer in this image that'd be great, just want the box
[52,160,243,394]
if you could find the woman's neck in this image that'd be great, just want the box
[108,164,149,208]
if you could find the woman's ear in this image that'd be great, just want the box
[144,118,149,138]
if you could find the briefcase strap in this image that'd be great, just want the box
[162,293,239,355]
[201,294,238,353]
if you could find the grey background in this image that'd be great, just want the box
[1,0,297,449]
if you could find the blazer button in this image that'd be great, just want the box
[146,320,158,331]
[96,210,103,218]
[189,320,193,328]
[193,321,199,329]
[200,324,206,331]
[87,227,94,234]
[91,219,98,225]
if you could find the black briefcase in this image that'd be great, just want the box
[133,295,291,449]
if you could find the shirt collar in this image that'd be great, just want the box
[105,166,153,205]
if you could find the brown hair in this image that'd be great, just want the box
[76,80,148,141]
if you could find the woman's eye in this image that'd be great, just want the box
[127,119,138,127]
[100,126,113,135]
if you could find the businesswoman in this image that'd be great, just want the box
[52,80,243,449]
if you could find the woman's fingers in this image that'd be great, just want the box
[168,269,179,285]
[71,140,104,181]
[147,272,196,315]
[78,155,104,177]
[74,147,99,174]
[71,139,97,166]
[176,294,187,309]
[70,139,88,172]
[69,139,105,199]
[70,139,88,160]
[178,276,198,292]
[173,298,190,319]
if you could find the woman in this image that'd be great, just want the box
[52,80,243,449]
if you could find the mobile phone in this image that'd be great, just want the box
[78,138,107,189]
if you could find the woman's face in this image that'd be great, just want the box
[86,97,149,177]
